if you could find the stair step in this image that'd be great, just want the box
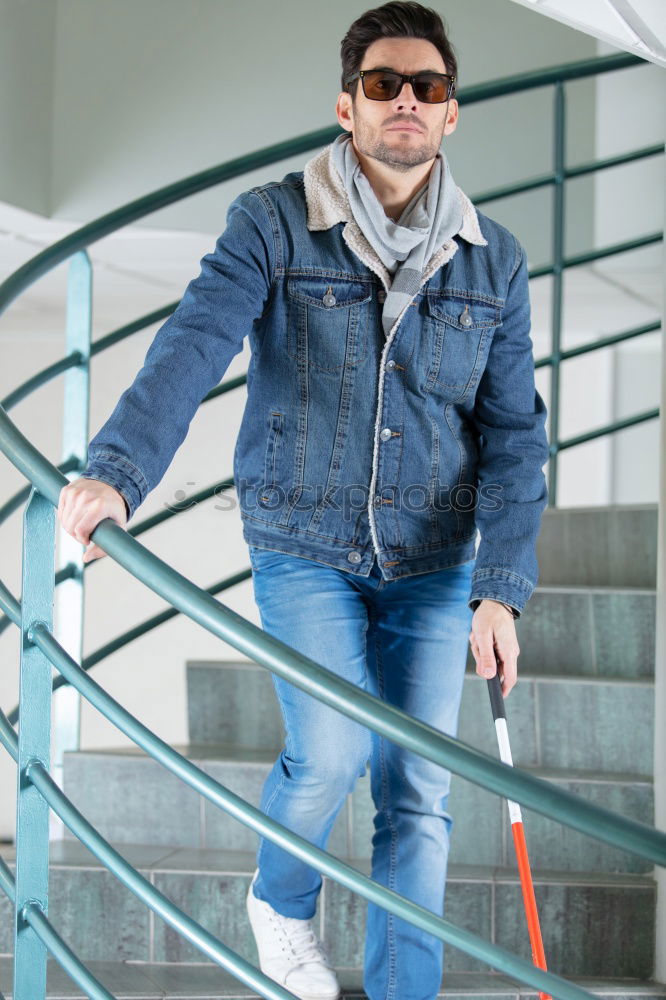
[186,663,655,775]
[60,743,654,873]
[536,504,657,588]
[1,957,664,1000]
[187,586,656,758]
[0,843,656,979]
[516,586,655,678]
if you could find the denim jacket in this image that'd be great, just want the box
[82,142,549,617]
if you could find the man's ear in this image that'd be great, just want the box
[443,98,459,137]
[336,92,354,133]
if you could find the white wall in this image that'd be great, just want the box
[0,0,55,216]
[550,37,663,506]
[594,40,663,504]
[0,0,599,255]
[654,98,666,979]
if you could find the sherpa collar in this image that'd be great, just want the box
[303,141,488,290]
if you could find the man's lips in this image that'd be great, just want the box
[386,124,422,133]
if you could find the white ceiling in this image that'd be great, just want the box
[508,0,666,66]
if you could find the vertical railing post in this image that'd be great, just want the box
[13,488,56,1000]
[52,249,92,838]
[548,80,566,507]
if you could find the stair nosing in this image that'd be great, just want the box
[186,661,657,684]
[1,957,664,999]
[61,743,655,783]
[0,842,656,887]
[541,502,658,513]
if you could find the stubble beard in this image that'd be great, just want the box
[353,120,442,174]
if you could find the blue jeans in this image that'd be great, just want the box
[248,545,475,1000]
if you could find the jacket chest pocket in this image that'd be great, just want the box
[424,295,501,398]
[287,277,372,373]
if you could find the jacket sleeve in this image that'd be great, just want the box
[468,239,550,618]
[79,189,276,519]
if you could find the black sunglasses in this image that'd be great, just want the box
[346,68,455,104]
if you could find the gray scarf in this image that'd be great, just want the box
[330,131,463,338]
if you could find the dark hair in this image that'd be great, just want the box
[340,2,458,99]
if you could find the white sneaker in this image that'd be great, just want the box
[246,868,341,1000]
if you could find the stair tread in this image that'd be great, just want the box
[0,840,656,885]
[533,584,656,594]
[188,655,657,669]
[62,743,655,784]
[1,957,665,999]
[541,502,658,513]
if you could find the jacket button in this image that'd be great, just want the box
[373,495,382,508]
[460,305,473,327]
[386,359,396,371]
[380,427,392,441]
[377,290,387,303]
[323,286,336,307]
[347,550,361,564]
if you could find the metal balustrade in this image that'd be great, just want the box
[0,52,663,1000]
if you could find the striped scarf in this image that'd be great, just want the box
[329,131,463,338]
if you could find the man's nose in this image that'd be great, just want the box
[393,81,419,110]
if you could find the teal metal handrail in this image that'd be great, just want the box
[0,645,620,1000]
[1,401,665,1000]
[2,558,252,724]
[0,422,663,861]
[0,304,178,412]
[0,473,240,645]
[1,51,663,1000]
[0,857,114,1000]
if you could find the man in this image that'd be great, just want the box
[57,3,549,998]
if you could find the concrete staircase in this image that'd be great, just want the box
[0,503,663,999]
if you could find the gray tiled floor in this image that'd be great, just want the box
[1,958,666,999]
[1,838,655,975]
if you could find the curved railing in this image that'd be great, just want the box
[1,52,664,1000]
[1,404,665,1000]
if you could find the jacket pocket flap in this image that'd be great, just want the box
[427,294,501,330]
[288,277,373,309]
